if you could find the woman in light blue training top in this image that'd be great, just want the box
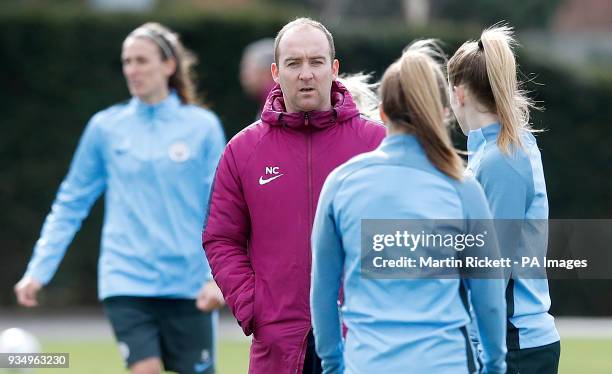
[14,23,225,374]
[448,25,560,373]
[310,40,507,374]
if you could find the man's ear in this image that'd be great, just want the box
[271,63,280,84]
[332,59,339,80]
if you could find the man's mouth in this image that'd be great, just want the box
[299,87,315,93]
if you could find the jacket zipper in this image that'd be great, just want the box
[305,113,313,239]
[295,112,313,374]
[146,108,162,293]
[306,112,313,277]
[305,112,312,234]
[295,331,310,374]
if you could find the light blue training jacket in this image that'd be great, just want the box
[311,134,507,374]
[23,91,226,300]
[467,122,560,349]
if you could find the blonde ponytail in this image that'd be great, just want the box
[449,24,538,154]
[380,40,463,180]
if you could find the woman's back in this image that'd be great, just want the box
[316,134,494,373]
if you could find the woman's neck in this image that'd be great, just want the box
[465,104,499,131]
[139,88,170,105]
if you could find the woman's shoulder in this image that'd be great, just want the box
[325,148,388,189]
[455,175,485,197]
[453,175,492,218]
[481,140,532,182]
[88,99,137,128]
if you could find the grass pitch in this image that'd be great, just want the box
[5,338,608,374]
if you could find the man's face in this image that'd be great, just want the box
[122,37,175,103]
[271,26,339,113]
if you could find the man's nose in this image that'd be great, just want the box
[299,67,314,80]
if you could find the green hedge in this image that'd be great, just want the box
[1,10,610,313]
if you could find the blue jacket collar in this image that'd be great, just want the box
[381,133,420,150]
[380,133,428,161]
[130,90,181,119]
[467,122,500,160]
[379,133,450,173]
[480,122,501,142]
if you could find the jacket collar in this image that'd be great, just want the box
[130,90,181,120]
[480,122,501,142]
[381,133,419,149]
[260,80,360,130]
[467,122,500,162]
[378,133,429,162]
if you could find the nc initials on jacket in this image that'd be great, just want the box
[265,166,280,175]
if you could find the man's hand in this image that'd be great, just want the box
[14,277,42,307]
[196,279,226,312]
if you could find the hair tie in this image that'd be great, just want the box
[478,39,484,51]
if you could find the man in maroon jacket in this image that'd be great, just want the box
[203,18,385,374]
